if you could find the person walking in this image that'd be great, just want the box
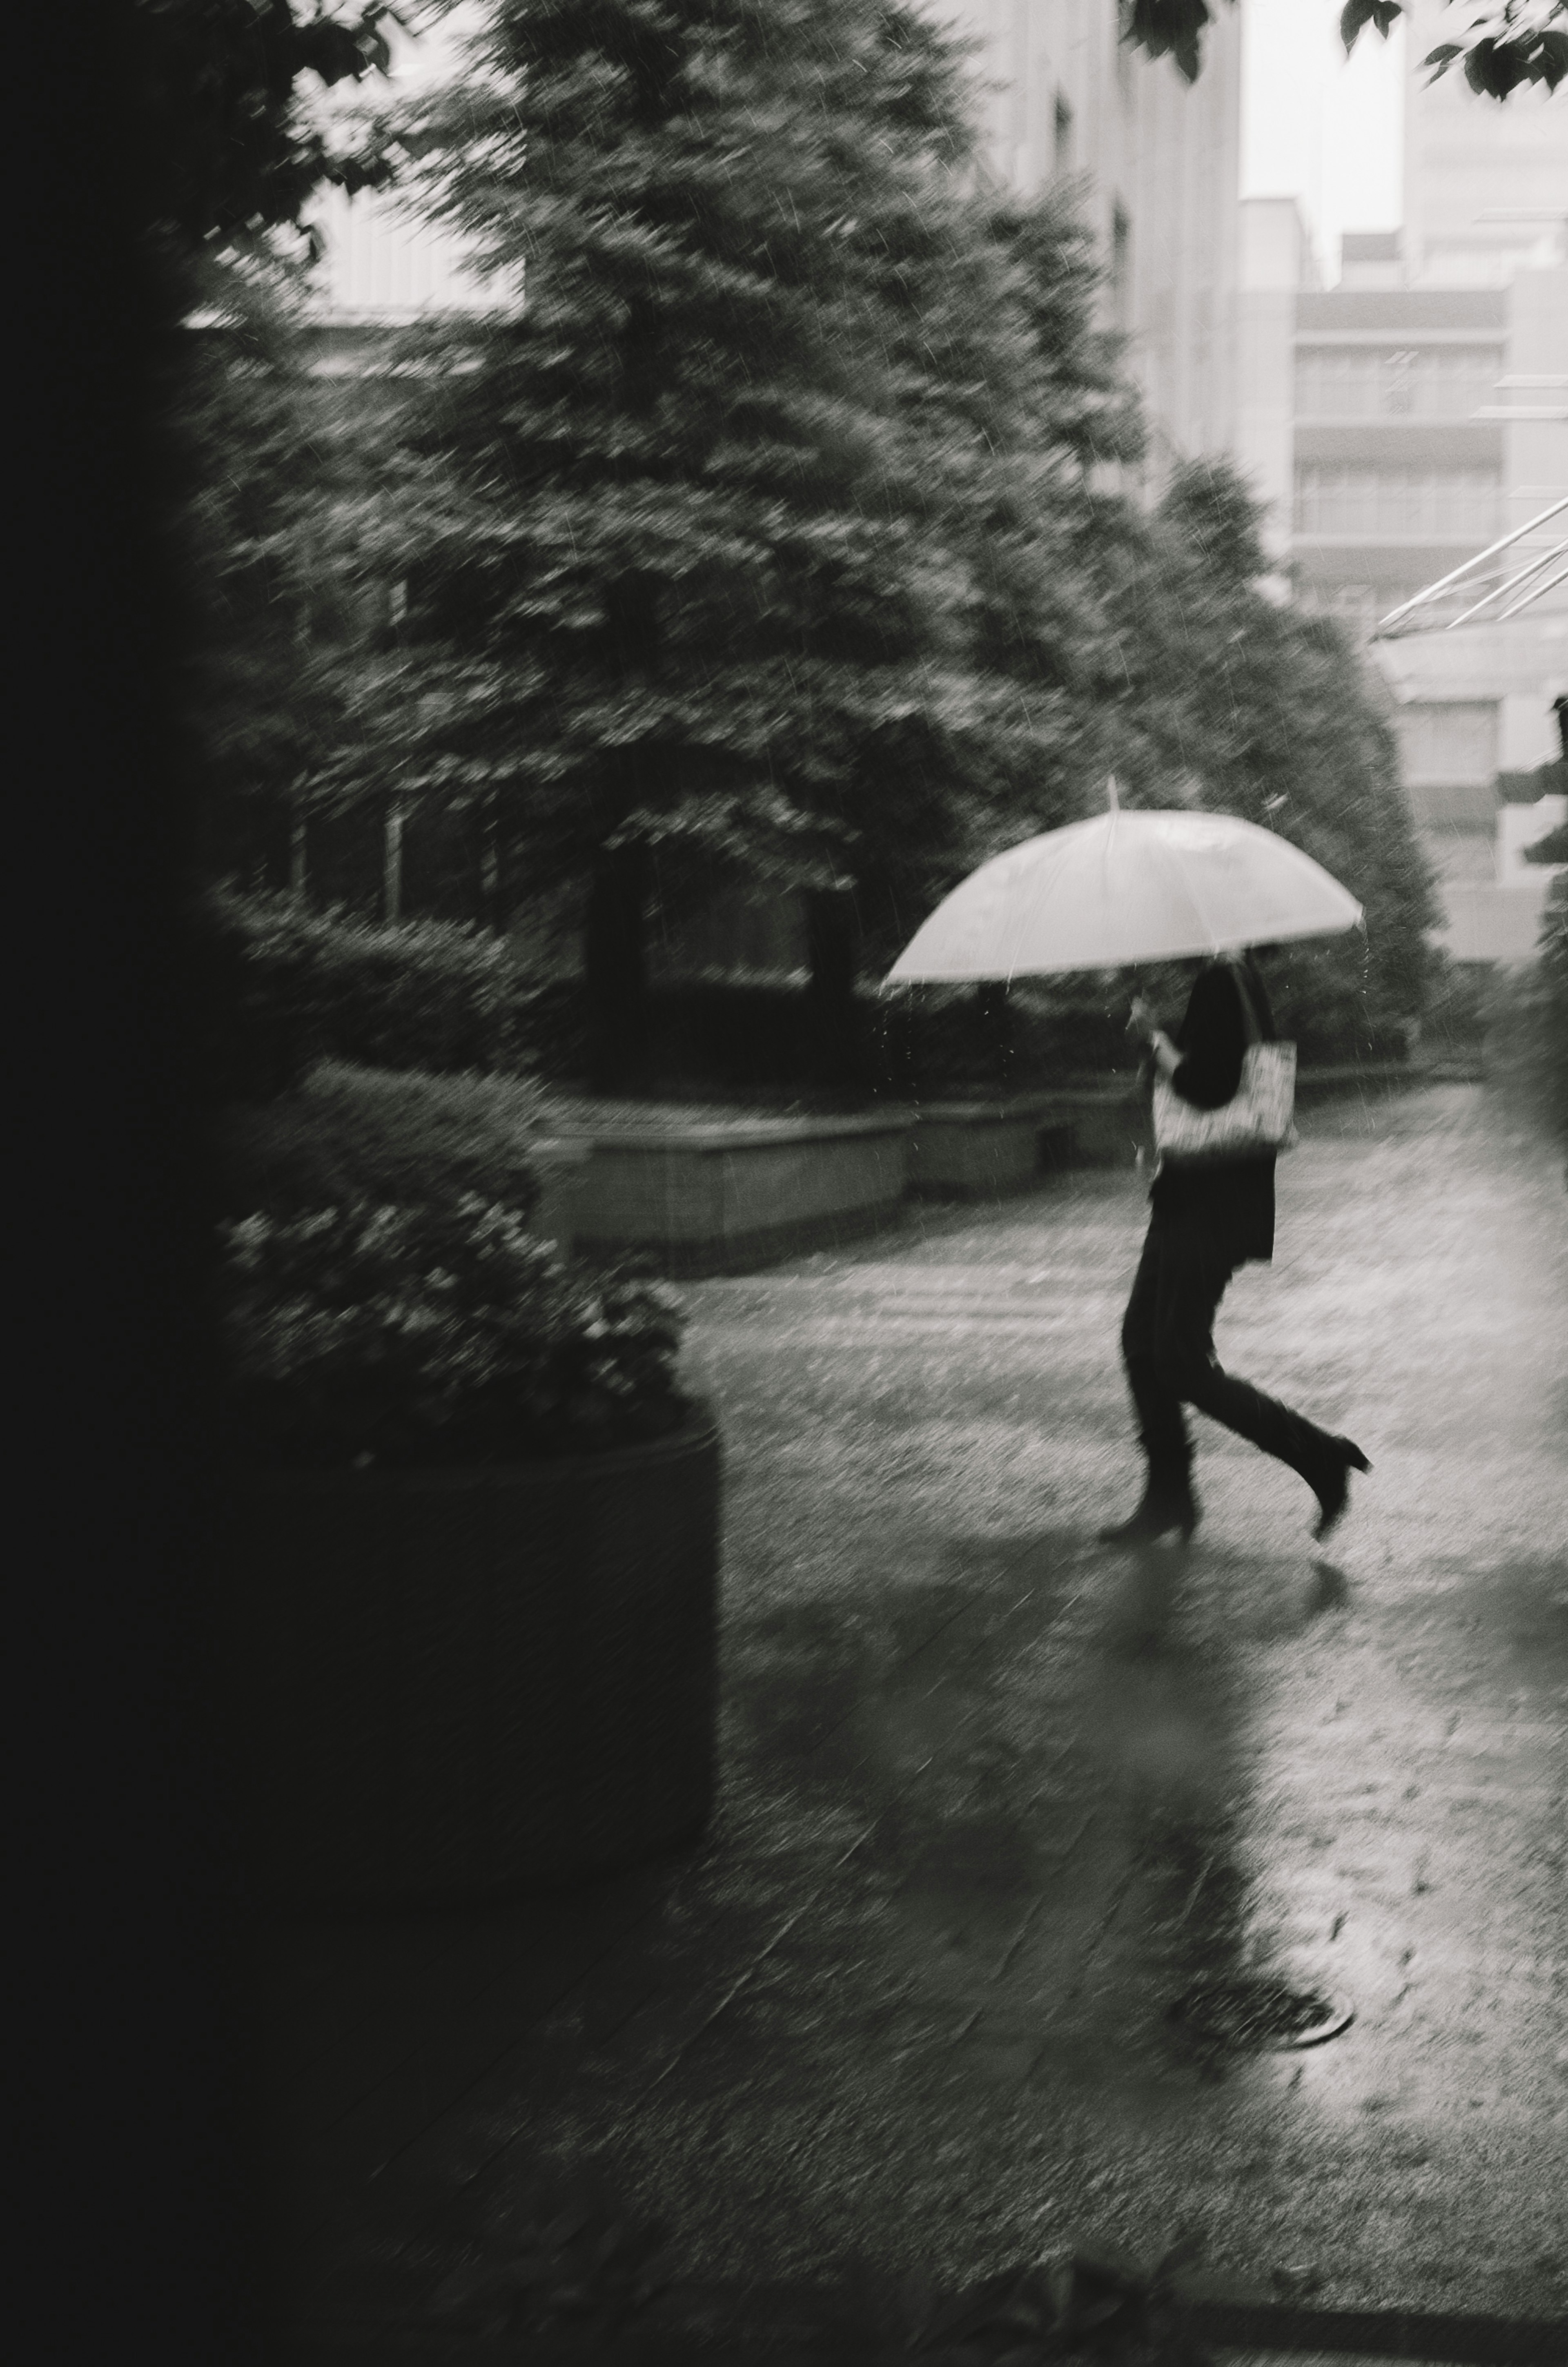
[1099,947,1370,1548]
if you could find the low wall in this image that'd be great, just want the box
[909,1086,1144,1199]
[528,1139,594,1250]
[532,1068,1430,1272]
[540,1110,914,1276]
[1293,1060,1444,1098]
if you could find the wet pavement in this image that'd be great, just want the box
[262,1082,1568,2350]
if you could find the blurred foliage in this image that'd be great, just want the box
[217,1057,544,1220]
[174,260,361,871]
[195,886,526,1091]
[134,0,405,255]
[1540,873,1568,1167]
[1080,461,1440,1057]
[220,1197,689,1466]
[1390,0,1568,102]
[1482,874,1568,1171]
[1125,0,1568,98]
[1418,951,1492,1066]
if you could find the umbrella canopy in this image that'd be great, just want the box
[886,799,1363,983]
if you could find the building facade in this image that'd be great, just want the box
[925,0,1242,469]
[310,0,1243,473]
[1234,18,1568,962]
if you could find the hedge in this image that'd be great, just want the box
[220,1197,688,1467]
[194,888,526,1097]
[192,889,1419,1108]
[218,1060,546,1226]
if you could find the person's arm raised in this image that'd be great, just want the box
[1129,994,1183,1080]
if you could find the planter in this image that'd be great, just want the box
[222,1406,722,1910]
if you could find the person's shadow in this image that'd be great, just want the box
[1096,1534,1191,1660]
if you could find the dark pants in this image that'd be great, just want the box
[1120,1215,1336,1485]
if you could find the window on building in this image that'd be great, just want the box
[1294,345,1500,420]
[1292,466,1501,539]
[1110,202,1131,331]
[1396,701,1500,832]
[1395,702,1498,785]
[1053,91,1074,174]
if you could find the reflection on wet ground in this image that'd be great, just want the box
[263,1087,1568,2344]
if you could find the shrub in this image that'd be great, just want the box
[1484,871,1568,1165]
[194,887,524,1095]
[220,1197,690,1469]
[1540,870,1568,1158]
[1419,951,1490,1063]
[872,981,1134,1098]
[218,1060,546,1226]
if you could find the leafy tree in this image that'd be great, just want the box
[130,0,418,947]
[1523,796,1568,1167]
[136,0,408,256]
[1124,0,1568,98]
[314,0,1128,1085]
[1092,461,1440,1051]
[1535,871,1568,1169]
[175,255,368,895]
[1343,0,1568,98]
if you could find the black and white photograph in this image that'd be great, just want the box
[26,0,1568,2359]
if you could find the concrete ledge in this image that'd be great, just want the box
[909,1088,1145,1197]
[908,1097,1056,1200]
[1296,1065,1428,1098]
[534,1068,1446,1266]
[576,1196,906,1278]
[528,1138,593,1250]
[540,1109,914,1276]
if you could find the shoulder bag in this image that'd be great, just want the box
[1152,961,1297,1168]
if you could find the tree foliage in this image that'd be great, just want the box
[274,0,1441,1085]
[1347,0,1568,98]
[1089,461,1440,1046]
[313,0,1134,1075]
[1123,0,1568,97]
[172,254,361,889]
[136,0,408,254]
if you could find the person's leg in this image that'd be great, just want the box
[1150,1246,1368,1536]
[1121,1221,1191,1472]
[1100,1221,1198,1542]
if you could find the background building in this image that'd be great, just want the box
[925,0,1242,470]
[307,1,1244,477]
[1236,5,1568,962]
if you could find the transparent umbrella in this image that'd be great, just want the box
[886,783,1363,983]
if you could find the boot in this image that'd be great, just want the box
[1098,1455,1199,1547]
[1303,1435,1371,1541]
[1184,1366,1369,1544]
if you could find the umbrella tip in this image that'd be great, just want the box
[1106,775,1120,812]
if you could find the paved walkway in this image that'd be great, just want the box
[258,1083,1567,2355]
